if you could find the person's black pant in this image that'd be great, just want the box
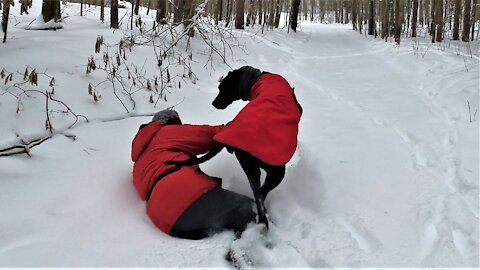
[171,187,256,240]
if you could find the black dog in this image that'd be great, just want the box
[166,66,302,229]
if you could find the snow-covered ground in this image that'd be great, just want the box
[0,2,478,268]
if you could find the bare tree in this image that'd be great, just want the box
[184,0,196,36]
[352,0,358,30]
[110,0,118,28]
[452,0,461,39]
[412,0,419,37]
[156,0,167,24]
[2,0,13,43]
[100,0,105,23]
[174,0,184,24]
[274,0,281,27]
[394,0,401,44]
[135,0,140,15]
[258,0,263,25]
[471,0,477,41]
[235,0,245,29]
[368,0,375,35]
[216,0,223,24]
[225,0,232,26]
[462,0,472,41]
[434,0,443,42]
[289,0,301,32]
[42,0,61,23]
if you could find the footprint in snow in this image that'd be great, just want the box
[339,216,380,254]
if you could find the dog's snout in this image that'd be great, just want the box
[212,99,226,110]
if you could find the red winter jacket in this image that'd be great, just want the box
[214,73,302,166]
[131,121,223,234]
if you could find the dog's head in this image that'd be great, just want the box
[212,69,243,109]
[212,66,262,109]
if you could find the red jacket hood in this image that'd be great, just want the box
[131,121,165,162]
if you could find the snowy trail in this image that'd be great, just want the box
[0,4,478,267]
[231,23,479,267]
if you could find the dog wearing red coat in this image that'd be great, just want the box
[166,66,302,229]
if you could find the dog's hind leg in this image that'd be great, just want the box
[234,150,269,229]
[261,165,285,200]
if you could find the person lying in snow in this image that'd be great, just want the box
[131,109,256,240]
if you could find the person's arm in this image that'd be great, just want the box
[166,124,224,156]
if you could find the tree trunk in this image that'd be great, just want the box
[394,0,401,44]
[411,0,419,36]
[246,0,254,26]
[368,0,375,35]
[184,0,196,36]
[434,0,443,42]
[268,0,275,27]
[110,0,118,28]
[42,0,61,23]
[225,0,231,26]
[235,0,245,29]
[258,0,263,24]
[462,0,472,41]
[174,0,184,24]
[216,0,223,23]
[429,0,435,38]
[471,0,477,41]
[289,0,301,31]
[156,0,166,24]
[352,0,358,30]
[100,0,105,22]
[310,0,315,21]
[135,0,140,15]
[274,0,281,27]
[2,0,11,43]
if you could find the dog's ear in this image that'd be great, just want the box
[218,75,224,82]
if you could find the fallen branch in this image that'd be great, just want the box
[0,134,52,157]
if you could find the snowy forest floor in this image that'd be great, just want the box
[0,2,479,268]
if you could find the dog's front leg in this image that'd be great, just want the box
[234,151,269,229]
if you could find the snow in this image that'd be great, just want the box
[1,2,479,268]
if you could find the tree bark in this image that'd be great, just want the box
[156,0,167,24]
[412,0,419,36]
[216,0,223,24]
[42,0,61,23]
[471,0,477,41]
[434,0,443,42]
[352,0,358,30]
[174,0,184,24]
[274,0,281,27]
[2,0,11,43]
[462,0,472,41]
[225,0,231,26]
[184,0,196,36]
[110,0,118,28]
[310,0,315,22]
[246,0,254,26]
[100,0,105,22]
[368,0,375,35]
[258,0,263,25]
[394,0,401,44]
[289,0,301,31]
[268,0,274,27]
[135,0,140,15]
[235,0,245,29]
